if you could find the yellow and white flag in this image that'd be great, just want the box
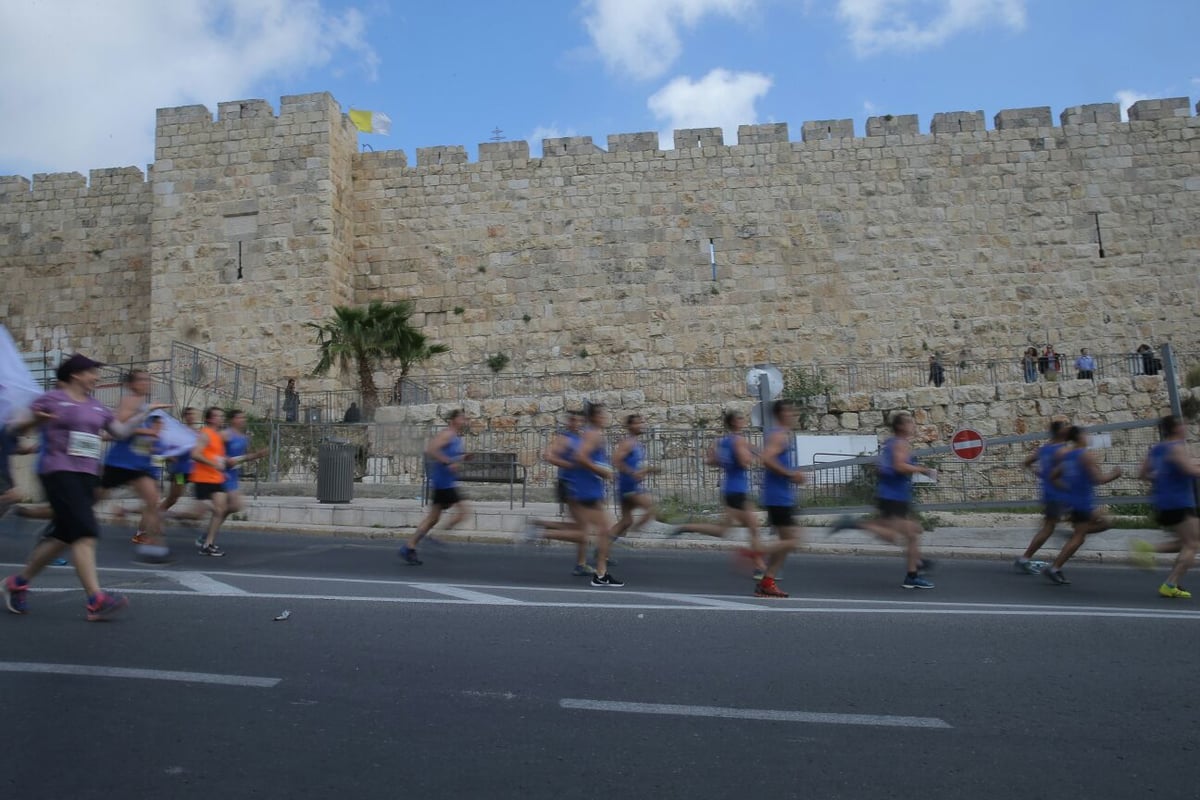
[349,109,392,135]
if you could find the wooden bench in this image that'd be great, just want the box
[424,451,527,509]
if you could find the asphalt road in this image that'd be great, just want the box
[2,517,1198,800]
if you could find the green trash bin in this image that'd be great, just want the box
[316,439,355,504]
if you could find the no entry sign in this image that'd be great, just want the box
[951,428,986,461]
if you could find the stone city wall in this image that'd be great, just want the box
[353,98,1200,376]
[0,167,151,361]
[1,93,1198,393]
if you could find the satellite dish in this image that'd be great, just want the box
[745,365,783,400]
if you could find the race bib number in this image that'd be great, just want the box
[67,431,102,460]
[132,436,154,456]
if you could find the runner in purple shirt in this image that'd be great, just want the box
[4,354,150,621]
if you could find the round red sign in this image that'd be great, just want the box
[951,428,986,461]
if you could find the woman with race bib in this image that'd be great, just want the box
[4,354,151,621]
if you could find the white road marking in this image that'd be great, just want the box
[650,593,764,609]
[84,587,1200,620]
[559,698,952,729]
[6,562,1200,620]
[165,571,249,596]
[0,661,280,688]
[416,584,524,605]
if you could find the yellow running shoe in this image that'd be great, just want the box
[1131,540,1155,570]
[1158,583,1192,599]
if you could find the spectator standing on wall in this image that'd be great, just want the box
[1022,347,1039,383]
[927,355,945,388]
[1075,348,1096,380]
[343,402,362,423]
[283,379,300,423]
[1041,345,1060,380]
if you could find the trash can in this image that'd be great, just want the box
[316,439,355,504]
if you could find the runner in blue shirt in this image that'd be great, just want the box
[523,410,597,577]
[1134,415,1200,598]
[610,414,660,545]
[1043,426,1122,585]
[1014,419,1070,574]
[672,410,769,580]
[756,400,806,598]
[401,409,470,566]
[160,406,200,519]
[831,412,937,589]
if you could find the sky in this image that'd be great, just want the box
[1,0,1198,177]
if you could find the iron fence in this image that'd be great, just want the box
[249,417,1174,518]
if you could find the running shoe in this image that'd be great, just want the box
[198,544,225,557]
[4,575,29,615]
[902,574,935,589]
[751,568,766,581]
[86,591,129,621]
[1043,567,1069,585]
[519,520,541,544]
[131,531,150,545]
[398,544,422,566]
[194,534,206,549]
[51,558,70,567]
[828,514,858,535]
[1130,540,1155,570]
[754,577,788,598]
[1159,583,1192,599]
[571,564,597,577]
[591,572,625,587]
[1014,558,1044,574]
[134,544,173,565]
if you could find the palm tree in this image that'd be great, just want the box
[390,332,450,405]
[309,301,448,420]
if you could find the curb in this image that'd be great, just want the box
[213,520,1173,567]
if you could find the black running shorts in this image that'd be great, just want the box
[1157,508,1197,528]
[432,487,462,509]
[766,505,796,528]
[877,499,911,519]
[193,481,225,502]
[39,471,101,544]
[100,465,152,490]
[723,492,748,510]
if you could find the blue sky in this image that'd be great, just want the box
[1,0,1198,176]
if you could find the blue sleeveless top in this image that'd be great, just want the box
[431,434,464,490]
[1060,448,1093,513]
[1038,442,1066,503]
[223,430,249,490]
[877,437,914,502]
[104,409,156,475]
[570,430,609,502]
[760,427,796,507]
[717,434,749,495]
[556,429,580,484]
[617,438,644,495]
[1150,441,1195,511]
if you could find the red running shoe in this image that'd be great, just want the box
[754,577,789,598]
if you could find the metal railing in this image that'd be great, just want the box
[246,417,1173,519]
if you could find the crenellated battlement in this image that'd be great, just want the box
[0,167,148,200]
[348,96,1196,173]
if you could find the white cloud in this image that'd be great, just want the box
[863,99,879,114]
[648,68,772,148]
[527,124,579,156]
[582,0,758,80]
[0,0,378,177]
[1114,89,1152,121]
[837,0,1026,56]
